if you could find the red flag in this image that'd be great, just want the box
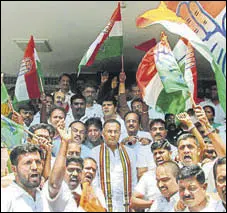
[134,38,156,52]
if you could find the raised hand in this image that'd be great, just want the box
[176,112,194,127]
[11,111,24,125]
[56,120,71,142]
[139,137,152,145]
[111,76,118,89]
[101,72,109,84]
[193,105,210,128]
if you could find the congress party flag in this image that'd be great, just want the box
[136,32,190,115]
[136,1,226,113]
[1,115,24,149]
[1,82,9,104]
[78,3,123,76]
[15,35,44,102]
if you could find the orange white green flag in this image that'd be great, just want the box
[14,35,44,102]
[78,3,123,76]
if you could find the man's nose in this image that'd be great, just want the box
[31,161,38,170]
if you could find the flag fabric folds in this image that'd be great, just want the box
[136,32,189,115]
[78,3,123,76]
[1,115,24,149]
[15,35,44,102]
[134,38,157,52]
[136,1,226,113]
[1,82,9,104]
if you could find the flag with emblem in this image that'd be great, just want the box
[14,35,44,102]
[78,3,123,76]
[1,115,24,149]
[136,32,190,114]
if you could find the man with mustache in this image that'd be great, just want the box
[176,165,218,212]
[213,157,226,211]
[82,82,104,118]
[1,144,50,212]
[65,93,88,128]
[69,121,91,159]
[148,161,180,212]
[130,140,174,211]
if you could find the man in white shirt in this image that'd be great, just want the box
[1,144,50,212]
[91,119,137,212]
[131,140,175,211]
[199,84,225,124]
[82,82,103,118]
[213,157,226,211]
[148,161,180,212]
[65,93,89,128]
[175,165,219,212]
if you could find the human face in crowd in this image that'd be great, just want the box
[81,159,97,184]
[153,148,172,166]
[54,91,66,107]
[131,85,141,99]
[179,177,207,209]
[87,124,102,143]
[32,128,52,145]
[67,143,81,158]
[103,122,121,148]
[49,109,65,129]
[60,75,70,92]
[178,138,199,166]
[156,166,178,199]
[149,122,167,141]
[70,122,86,144]
[19,109,34,127]
[203,143,217,161]
[125,113,140,136]
[216,163,226,204]
[13,151,43,189]
[131,101,143,114]
[71,98,86,118]
[165,114,176,131]
[46,96,54,113]
[203,106,214,122]
[65,162,82,190]
[102,101,116,117]
[82,87,96,104]
[211,85,218,100]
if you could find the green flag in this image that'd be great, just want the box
[1,82,9,103]
[1,115,24,149]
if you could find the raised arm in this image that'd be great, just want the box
[48,120,71,198]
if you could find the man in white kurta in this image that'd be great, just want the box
[91,119,138,212]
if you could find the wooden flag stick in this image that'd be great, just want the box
[121,55,124,73]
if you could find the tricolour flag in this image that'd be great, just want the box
[136,32,189,115]
[136,1,226,113]
[15,35,44,102]
[1,115,24,149]
[173,38,198,107]
[78,3,123,76]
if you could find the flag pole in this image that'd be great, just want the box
[121,55,124,73]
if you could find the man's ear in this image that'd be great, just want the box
[203,183,208,191]
[11,165,17,174]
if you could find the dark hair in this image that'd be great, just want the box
[149,119,166,130]
[103,119,121,129]
[70,93,86,105]
[157,161,180,178]
[131,98,143,109]
[164,113,175,121]
[81,81,97,92]
[66,156,84,168]
[85,117,103,131]
[203,105,215,116]
[124,111,141,124]
[28,123,52,139]
[102,96,118,107]
[17,102,35,113]
[177,165,205,184]
[69,120,86,129]
[130,83,139,90]
[177,133,198,147]
[10,144,44,166]
[213,157,226,182]
[59,73,72,83]
[151,139,172,153]
[45,93,54,102]
[49,106,66,118]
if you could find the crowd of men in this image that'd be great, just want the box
[1,71,226,212]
